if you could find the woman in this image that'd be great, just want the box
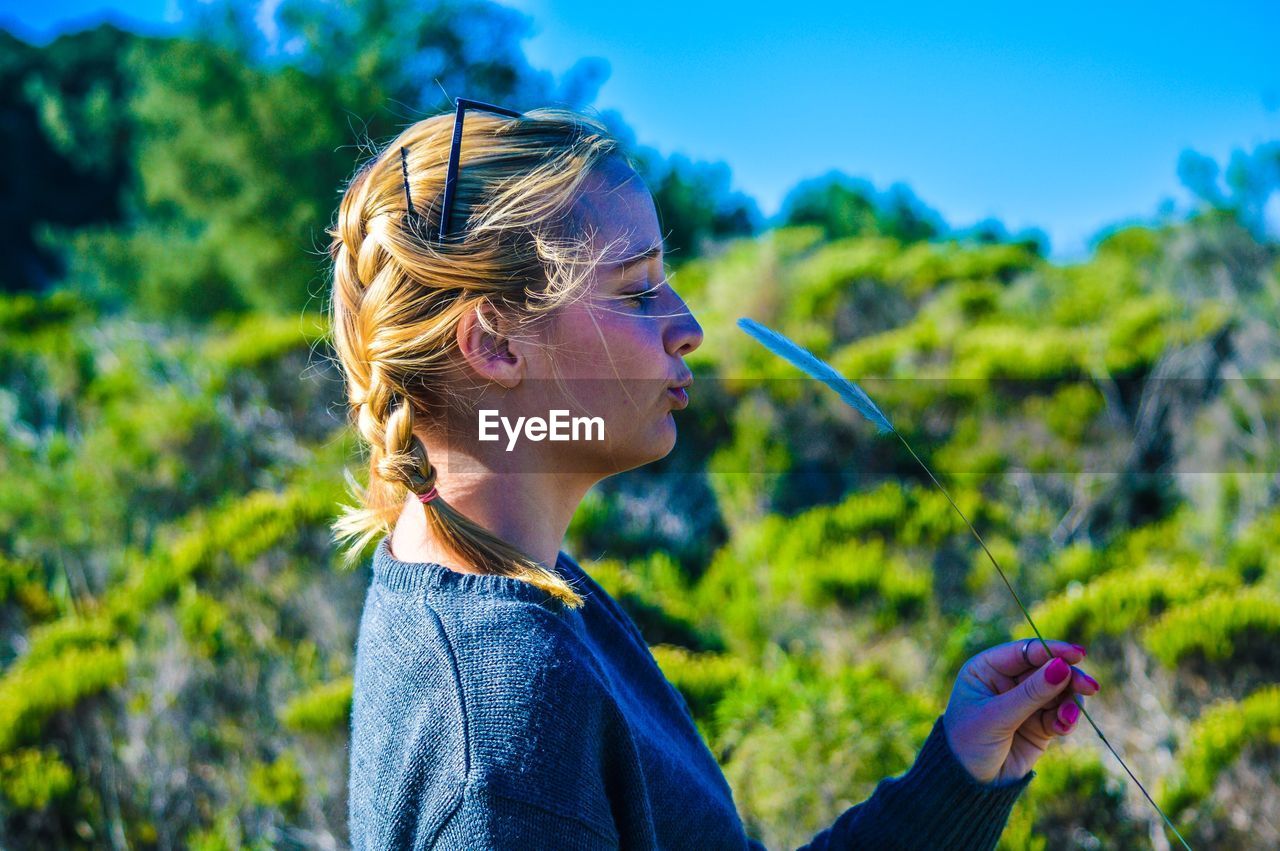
[329,103,1098,849]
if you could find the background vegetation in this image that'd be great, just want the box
[2,1,1279,847]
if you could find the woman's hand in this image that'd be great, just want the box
[942,638,1100,785]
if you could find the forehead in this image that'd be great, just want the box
[569,157,663,269]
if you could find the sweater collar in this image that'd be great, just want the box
[371,535,587,603]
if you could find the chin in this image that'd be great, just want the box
[606,429,678,475]
[650,417,679,458]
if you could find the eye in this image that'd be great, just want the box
[621,281,664,307]
[623,290,660,306]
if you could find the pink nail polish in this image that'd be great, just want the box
[1046,657,1070,685]
[1054,719,1070,734]
[1061,702,1080,726]
[1071,644,1087,657]
[1078,671,1099,690]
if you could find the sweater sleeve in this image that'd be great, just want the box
[788,716,1032,851]
[432,782,620,850]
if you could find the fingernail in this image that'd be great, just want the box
[1061,702,1080,725]
[1046,657,1070,685]
[1071,644,1087,657]
[1054,719,1071,734]
[1078,671,1099,690]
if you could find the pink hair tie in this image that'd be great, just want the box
[417,485,439,504]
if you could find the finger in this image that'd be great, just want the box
[983,639,1087,678]
[1053,699,1082,734]
[991,656,1074,731]
[1010,665,1100,695]
[1071,666,1100,696]
[1026,705,1060,740]
[1025,696,1082,740]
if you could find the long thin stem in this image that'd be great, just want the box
[893,431,1192,851]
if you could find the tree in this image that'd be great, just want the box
[0,24,139,294]
[777,170,948,244]
[1178,140,1280,244]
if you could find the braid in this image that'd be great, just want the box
[374,388,436,498]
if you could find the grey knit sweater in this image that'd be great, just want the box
[347,536,1032,849]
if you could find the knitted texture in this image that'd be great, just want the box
[348,536,1032,849]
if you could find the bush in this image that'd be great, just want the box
[1160,686,1280,819]
[279,677,354,734]
[1144,588,1280,666]
[1031,564,1240,644]
[0,747,74,810]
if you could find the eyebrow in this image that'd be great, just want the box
[607,245,663,270]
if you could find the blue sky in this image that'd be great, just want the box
[5,1,1278,261]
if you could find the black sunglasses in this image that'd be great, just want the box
[400,97,524,244]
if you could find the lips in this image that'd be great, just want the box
[666,373,692,409]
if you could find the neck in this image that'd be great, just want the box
[392,448,597,573]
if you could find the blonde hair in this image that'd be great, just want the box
[325,105,637,609]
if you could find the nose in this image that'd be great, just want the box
[665,291,704,357]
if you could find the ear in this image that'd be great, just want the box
[455,299,525,388]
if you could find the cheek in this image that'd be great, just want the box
[561,313,656,374]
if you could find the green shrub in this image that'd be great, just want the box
[0,471,345,754]
[177,586,233,660]
[585,553,719,651]
[1103,293,1178,373]
[203,311,328,373]
[0,747,75,810]
[797,538,931,628]
[0,645,128,751]
[999,746,1145,850]
[713,649,937,849]
[1144,588,1280,666]
[1160,686,1280,818]
[279,676,354,734]
[953,324,1089,381]
[1030,564,1239,643]
[247,751,305,815]
[0,554,58,621]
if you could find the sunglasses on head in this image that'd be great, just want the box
[400,97,524,245]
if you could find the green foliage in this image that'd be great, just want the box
[203,311,330,374]
[0,472,344,754]
[279,677,354,734]
[1144,588,1280,666]
[0,24,139,295]
[0,747,75,810]
[0,645,128,752]
[999,746,1146,849]
[965,535,1021,593]
[1227,509,1280,583]
[177,586,235,660]
[634,150,761,263]
[953,323,1090,381]
[779,173,946,244]
[1035,382,1106,446]
[1030,564,1240,644]
[713,648,937,849]
[0,553,58,621]
[1160,686,1280,819]
[247,751,305,815]
[585,552,721,650]
[795,538,931,628]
